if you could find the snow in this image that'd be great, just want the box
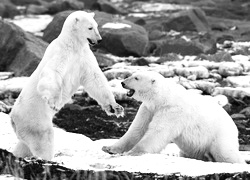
[102,22,131,29]
[0,112,249,177]
[7,15,53,36]
[139,3,190,12]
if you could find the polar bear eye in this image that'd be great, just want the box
[135,77,139,80]
[88,27,93,30]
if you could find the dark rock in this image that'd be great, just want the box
[131,58,150,66]
[94,52,116,68]
[155,53,181,64]
[162,7,210,32]
[10,0,41,6]
[0,20,48,76]
[25,4,48,15]
[0,0,20,19]
[92,0,127,15]
[46,0,84,15]
[150,32,216,56]
[95,11,149,57]
[42,10,73,43]
[77,0,98,9]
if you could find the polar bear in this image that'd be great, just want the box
[102,71,245,164]
[10,11,124,160]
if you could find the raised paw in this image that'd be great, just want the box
[104,103,124,117]
[43,96,61,112]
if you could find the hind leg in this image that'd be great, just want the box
[13,141,33,158]
[15,126,55,160]
[26,127,55,160]
[210,139,246,164]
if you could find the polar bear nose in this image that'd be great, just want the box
[97,39,102,44]
[121,82,125,87]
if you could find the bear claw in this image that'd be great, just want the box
[102,146,118,154]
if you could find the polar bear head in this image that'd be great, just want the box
[121,71,164,102]
[61,11,102,46]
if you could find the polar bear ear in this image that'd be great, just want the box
[89,12,95,18]
[75,17,79,23]
[151,79,156,84]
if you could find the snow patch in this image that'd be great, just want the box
[7,15,53,36]
[102,22,131,29]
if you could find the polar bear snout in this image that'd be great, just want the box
[121,81,135,97]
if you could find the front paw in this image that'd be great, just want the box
[42,94,61,112]
[102,146,123,155]
[104,103,124,117]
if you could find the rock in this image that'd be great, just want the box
[0,77,28,96]
[151,32,216,56]
[0,20,48,76]
[226,76,250,88]
[240,107,250,118]
[162,7,210,32]
[95,11,149,57]
[200,51,234,62]
[10,0,41,6]
[175,66,210,80]
[0,101,11,113]
[92,0,127,15]
[0,72,14,80]
[45,0,84,15]
[0,0,20,19]
[77,0,98,9]
[42,10,73,43]
[212,87,250,99]
[131,58,150,66]
[155,53,182,64]
[94,52,116,68]
[178,78,218,94]
[25,4,49,15]
[218,62,244,77]
[104,69,133,80]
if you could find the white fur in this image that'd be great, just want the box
[102,71,245,164]
[10,11,124,160]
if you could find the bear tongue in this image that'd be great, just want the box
[127,89,135,97]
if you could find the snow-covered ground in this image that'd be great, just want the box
[0,112,249,177]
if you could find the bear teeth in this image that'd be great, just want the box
[127,89,135,97]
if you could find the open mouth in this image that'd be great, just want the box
[127,89,135,97]
[87,38,96,46]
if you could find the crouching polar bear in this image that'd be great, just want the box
[102,71,245,164]
[10,11,124,160]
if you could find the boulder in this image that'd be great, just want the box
[25,4,48,15]
[161,7,210,32]
[150,32,216,56]
[0,20,48,76]
[10,0,41,6]
[42,10,73,43]
[91,0,127,15]
[0,0,19,19]
[218,62,244,77]
[45,0,84,15]
[200,51,234,62]
[43,11,149,57]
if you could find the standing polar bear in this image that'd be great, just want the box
[10,11,124,160]
[102,71,245,164]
